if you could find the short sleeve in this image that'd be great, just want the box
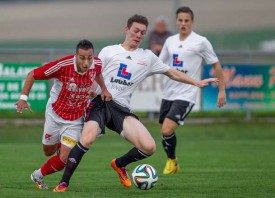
[148,50,170,74]
[201,38,219,64]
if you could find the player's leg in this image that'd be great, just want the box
[54,96,104,192]
[111,115,156,188]
[53,120,102,192]
[42,144,59,156]
[160,100,194,174]
[161,118,180,174]
[31,109,63,189]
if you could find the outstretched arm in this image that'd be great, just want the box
[15,70,35,113]
[212,62,226,108]
[164,68,218,88]
[95,74,112,101]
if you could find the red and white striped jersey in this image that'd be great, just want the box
[33,55,101,121]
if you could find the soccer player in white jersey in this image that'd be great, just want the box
[158,6,226,174]
[15,39,111,189]
[53,14,219,192]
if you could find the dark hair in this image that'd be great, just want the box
[127,14,149,28]
[76,39,94,53]
[176,6,194,21]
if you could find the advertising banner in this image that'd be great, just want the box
[0,63,48,111]
[202,64,275,111]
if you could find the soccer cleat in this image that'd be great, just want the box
[30,172,48,189]
[53,182,68,192]
[111,159,131,188]
[163,158,180,174]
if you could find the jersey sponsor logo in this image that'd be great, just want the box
[62,136,77,147]
[173,54,183,67]
[110,84,126,91]
[117,64,132,80]
[110,77,133,86]
[66,83,91,92]
[176,67,188,74]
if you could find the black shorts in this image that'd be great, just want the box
[84,95,138,135]
[159,99,194,125]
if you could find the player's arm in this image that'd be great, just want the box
[95,74,112,101]
[164,67,218,88]
[15,70,35,113]
[212,62,226,108]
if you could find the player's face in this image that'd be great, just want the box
[176,12,193,36]
[125,22,147,49]
[76,48,94,73]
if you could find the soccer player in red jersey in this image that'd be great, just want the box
[15,39,112,189]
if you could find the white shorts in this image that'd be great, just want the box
[42,107,83,148]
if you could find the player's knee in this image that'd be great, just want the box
[161,125,175,136]
[80,138,94,148]
[143,141,156,155]
[43,150,55,156]
[43,145,56,156]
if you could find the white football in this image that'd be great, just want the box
[131,164,158,190]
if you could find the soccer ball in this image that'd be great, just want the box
[131,164,158,190]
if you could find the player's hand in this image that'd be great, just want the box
[15,100,33,113]
[101,90,112,101]
[217,91,226,108]
[195,78,219,88]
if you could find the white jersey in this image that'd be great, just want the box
[98,44,170,109]
[159,31,218,103]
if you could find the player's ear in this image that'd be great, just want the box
[124,27,129,33]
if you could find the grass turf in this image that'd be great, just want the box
[0,122,274,198]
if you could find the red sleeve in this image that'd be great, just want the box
[93,57,102,76]
[33,55,74,80]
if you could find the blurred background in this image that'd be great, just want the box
[1,0,275,52]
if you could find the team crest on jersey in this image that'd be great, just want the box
[44,133,52,139]
[67,82,77,91]
[173,54,183,67]
[117,63,132,80]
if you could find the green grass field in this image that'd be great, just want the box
[0,121,274,198]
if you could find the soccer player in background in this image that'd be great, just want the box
[53,14,218,192]
[15,39,112,189]
[158,6,226,174]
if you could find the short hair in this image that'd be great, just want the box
[127,14,149,28]
[76,39,94,53]
[176,6,194,21]
[155,15,169,25]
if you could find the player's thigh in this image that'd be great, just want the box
[42,110,62,155]
[162,100,194,135]
[80,120,102,148]
[60,121,82,149]
[159,99,173,124]
[123,116,156,154]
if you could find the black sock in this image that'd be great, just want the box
[60,142,88,185]
[162,133,177,159]
[115,147,150,168]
